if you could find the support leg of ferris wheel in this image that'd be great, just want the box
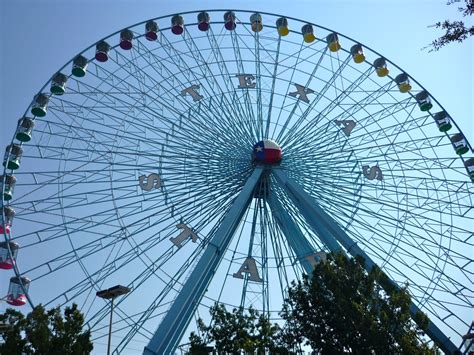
[267,193,330,275]
[272,168,459,355]
[143,167,264,355]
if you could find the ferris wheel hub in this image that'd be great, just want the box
[252,139,282,164]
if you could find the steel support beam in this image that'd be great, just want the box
[273,168,458,355]
[267,193,320,274]
[143,167,264,355]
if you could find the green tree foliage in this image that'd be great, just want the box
[0,303,93,355]
[429,0,473,50]
[189,253,437,354]
[189,303,286,354]
[280,253,437,354]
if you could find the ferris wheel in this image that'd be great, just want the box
[1,10,473,354]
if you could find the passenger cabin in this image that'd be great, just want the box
[72,55,88,77]
[50,73,68,95]
[3,145,23,170]
[120,29,134,50]
[450,133,469,156]
[250,13,263,32]
[415,91,433,111]
[373,58,389,77]
[433,111,452,132]
[224,11,236,31]
[1,175,16,201]
[350,44,365,63]
[276,17,289,36]
[31,93,49,117]
[395,73,411,93]
[7,276,30,306]
[301,24,316,43]
[16,117,35,142]
[95,40,111,62]
[145,21,159,40]
[0,206,15,235]
[197,12,210,32]
[0,241,19,270]
[326,33,341,52]
[171,15,184,35]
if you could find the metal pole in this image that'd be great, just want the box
[107,297,114,355]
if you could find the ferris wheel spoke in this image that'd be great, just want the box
[274,44,328,142]
[205,27,258,141]
[299,80,396,138]
[43,219,188,308]
[229,30,260,139]
[254,30,264,139]
[313,169,470,221]
[43,108,168,150]
[178,29,256,142]
[314,178,446,238]
[56,88,161,134]
[113,213,238,352]
[318,191,470,281]
[137,32,253,141]
[283,78,396,149]
[279,53,353,146]
[21,204,176,283]
[263,38,282,138]
[86,50,243,143]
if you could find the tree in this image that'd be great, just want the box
[429,0,473,50]
[0,303,93,355]
[280,252,437,354]
[189,303,287,354]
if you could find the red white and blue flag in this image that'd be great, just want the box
[253,139,282,164]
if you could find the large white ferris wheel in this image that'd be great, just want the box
[1,10,473,354]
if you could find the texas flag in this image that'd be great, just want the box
[252,139,282,164]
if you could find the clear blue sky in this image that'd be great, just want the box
[0,1,472,353]
[1,0,472,147]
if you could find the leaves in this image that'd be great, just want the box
[0,304,93,355]
[189,303,289,354]
[188,252,438,354]
[428,0,473,50]
[280,252,438,354]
